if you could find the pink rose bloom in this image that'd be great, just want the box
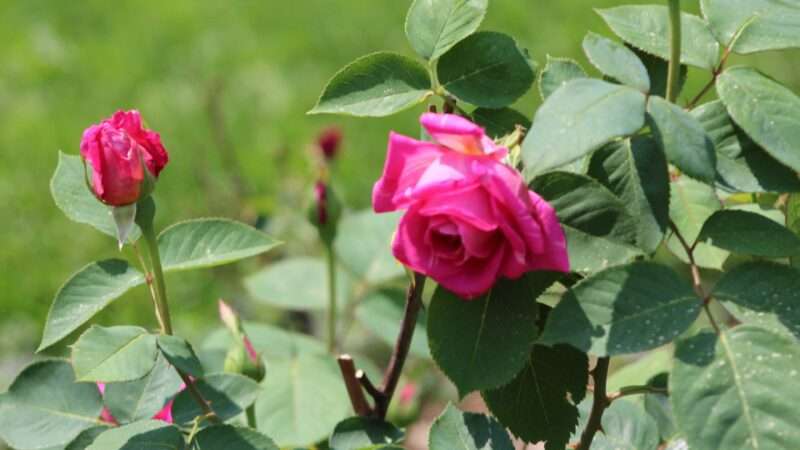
[80,110,169,206]
[96,382,181,424]
[373,113,569,299]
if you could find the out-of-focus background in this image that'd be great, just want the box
[1,0,798,406]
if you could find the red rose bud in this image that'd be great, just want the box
[317,126,342,161]
[308,180,341,245]
[80,110,168,206]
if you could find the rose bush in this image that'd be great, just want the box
[374,113,568,298]
[3,0,800,449]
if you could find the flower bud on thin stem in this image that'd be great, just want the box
[316,126,343,162]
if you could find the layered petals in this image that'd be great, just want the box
[79,110,169,206]
[376,113,570,299]
[420,113,507,158]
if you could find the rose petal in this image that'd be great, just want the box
[528,191,570,272]
[372,132,445,212]
[417,182,498,232]
[436,244,507,299]
[420,113,507,158]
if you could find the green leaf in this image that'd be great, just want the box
[104,354,183,424]
[356,289,429,359]
[530,171,637,244]
[333,210,404,286]
[666,177,728,270]
[111,204,138,249]
[582,32,649,92]
[200,322,325,370]
[427,275,553,397]
[647,96,717,184]
[438,31,535,108]
[86,420,184,450]
[72,326,158,383]
[471,107,530,138]
[597,5,720,70]
[522,79,646,177]
[632,46,687,98]
[588,136,670,253]
[244,257,349,310]
[404,0,488,60]
[64,426,110,450]
[701,0,800,54]
[789,194,800,268]
[697,210,800,257]
[39,259,145,351]
[0,360,103,450]
[644,374,678,442]
[540,262,700,356]
[717,66,800,172]
[563,226,644,274]
[692,100,800,193]
[309,52,432,117]
[428,403,514,450]
[482,343,588,449]
[172,373,260,425]
[192,425,279,450]
[713,262,800,339]
[255,353,350,447]
[329,417,404,450]
[591,399,660,450]
[672,326,800,450]
[51,152,140,241]
[607,347,672,392]
[157,219,280,272]
[157,335,204,377]
[537,55,586,100]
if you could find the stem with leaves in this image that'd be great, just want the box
[669,220,721,333]
[135,197,219,422]
[578,6,683,445]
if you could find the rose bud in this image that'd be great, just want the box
[218,300,266,383]
[79,110,168,206]
[373,113,570,299]
[307,180,341,246]
[317,126,343,161]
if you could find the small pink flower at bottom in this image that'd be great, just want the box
[372,113,569,299]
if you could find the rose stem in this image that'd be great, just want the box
[374,272,426,418]
[665,0,682,103]
[136,197,219,423]
[575,357,610,450]
[326,243,338,353]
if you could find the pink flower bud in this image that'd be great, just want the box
[317,126,342,161]
[80,110,168,206]
[243,335,258,364]
[314,181,329,225]
[218,299,241,334]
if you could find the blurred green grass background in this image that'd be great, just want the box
[1,0,799,386]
